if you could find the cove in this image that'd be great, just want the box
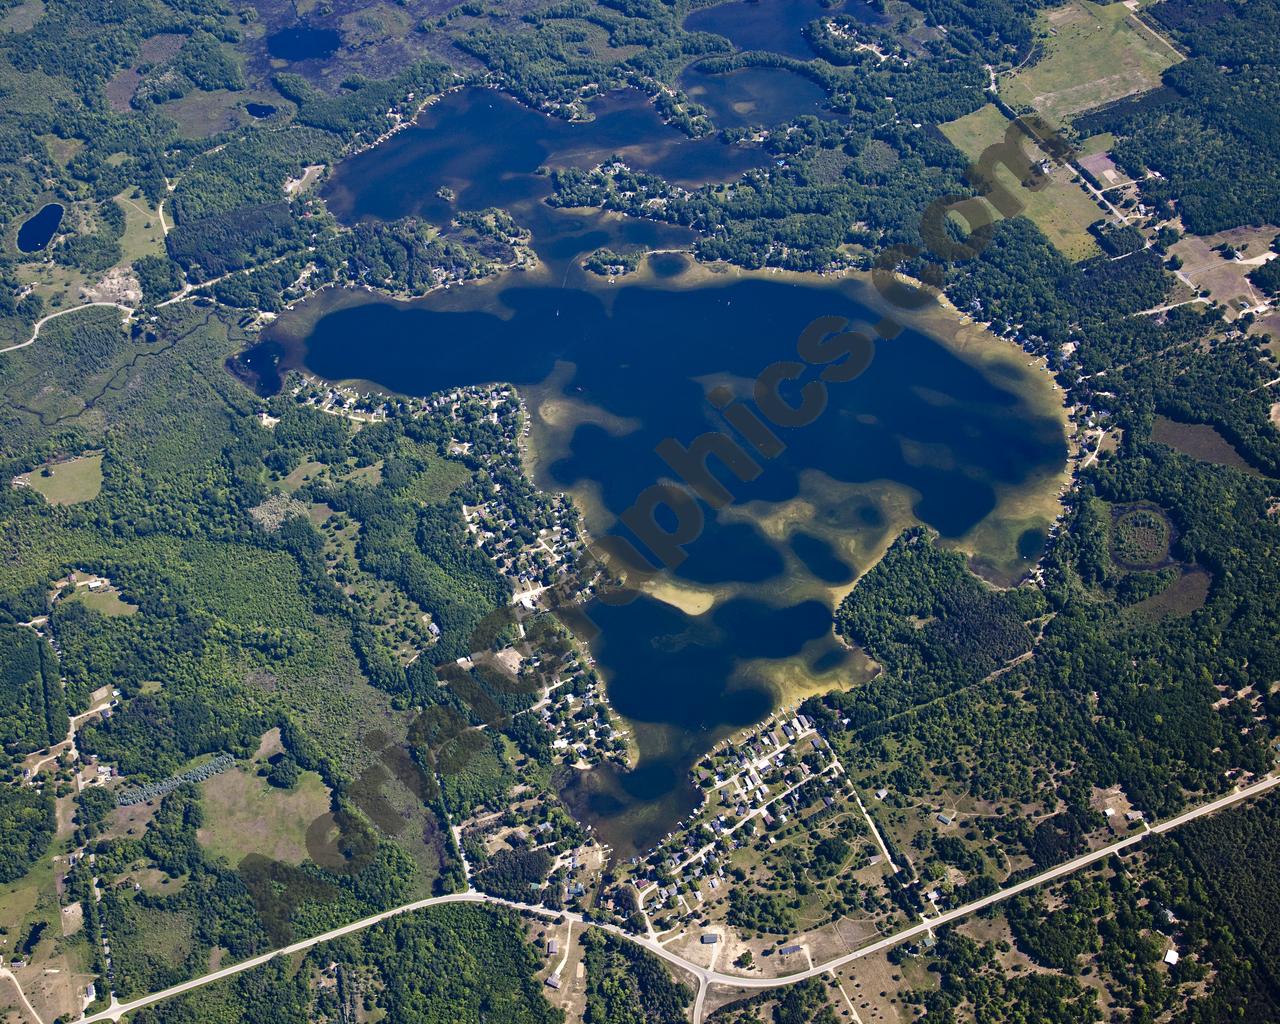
[321,87,764,265]
[16,203,63,253]
[678,63,837,129]
[684,0,881,61]
[264,269,1068,855]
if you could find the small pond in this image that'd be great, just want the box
[266,25,341,62]
[16,203,64,254]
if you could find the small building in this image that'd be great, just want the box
[875,788,888,800]
[545,974,561,990]
[937,812,954,826]
[547,939,558,955]
[700,934,719,944]
[779,945,802,956]
[1164,949,1180,966]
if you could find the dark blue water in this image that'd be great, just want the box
[245,103,277,119]
[679,64,835,129]
[267,274,1066,852]
[266,26,341,62]
[16,203,63,253]
[684,0,880,60]
[791,530,854,583]
[322,87,767,241]
[273,83,1067,853]
[1017,527,1047,561]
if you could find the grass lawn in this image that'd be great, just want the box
[70,587,138,617]
[22,452,103,505]
[281,458,327,493]
[999,0,1179,126]
[197,765,333,867]
[940,104,1103,261]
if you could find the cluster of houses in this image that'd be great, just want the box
[540,662,629,769]
[289,376,393,423]
[623,709,847,918]
[429,389,586,604]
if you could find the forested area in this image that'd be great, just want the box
[909,791,1280,1023]
[0,784,55,883]
[0,302,494,975]
[712,977,839,1024]
[834,529,1044,702]
[127,902,562,1024]
[0,624,65,754]
[580,929,692,1024]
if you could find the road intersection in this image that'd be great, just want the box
[73,771,1280,1024]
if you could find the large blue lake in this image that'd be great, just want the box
[259,87,1067,854]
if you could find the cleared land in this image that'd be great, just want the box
[1167,224,1279,317]
[1000,0,1179,127]
[115,190,167,259]
[940,104,1104,261]
[18,452,103,505]
[70,587,138,617]
[197,765,333,866]
[1150,414,1260,475]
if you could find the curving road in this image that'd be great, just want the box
[76,772,1279,1023]
[0,302,133,355]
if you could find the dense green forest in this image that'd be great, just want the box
[581,929,693,1024]
[0,624,65,754]
[128,902,563,1024]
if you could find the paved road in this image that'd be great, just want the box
[0,302,133,355]
[702,772,1280,991]
[76,772,1279,1023]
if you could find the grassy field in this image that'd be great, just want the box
[197,764,333,866]
[20,452,104,505]
[999,0,1179,127]
[402,450,471,504]
[940,104,1103,261]
[114,190,167,264]
[70,586,139,617]
[1151,415,1260,475]
[0,0,43,32]
[1127,568,1211,623]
